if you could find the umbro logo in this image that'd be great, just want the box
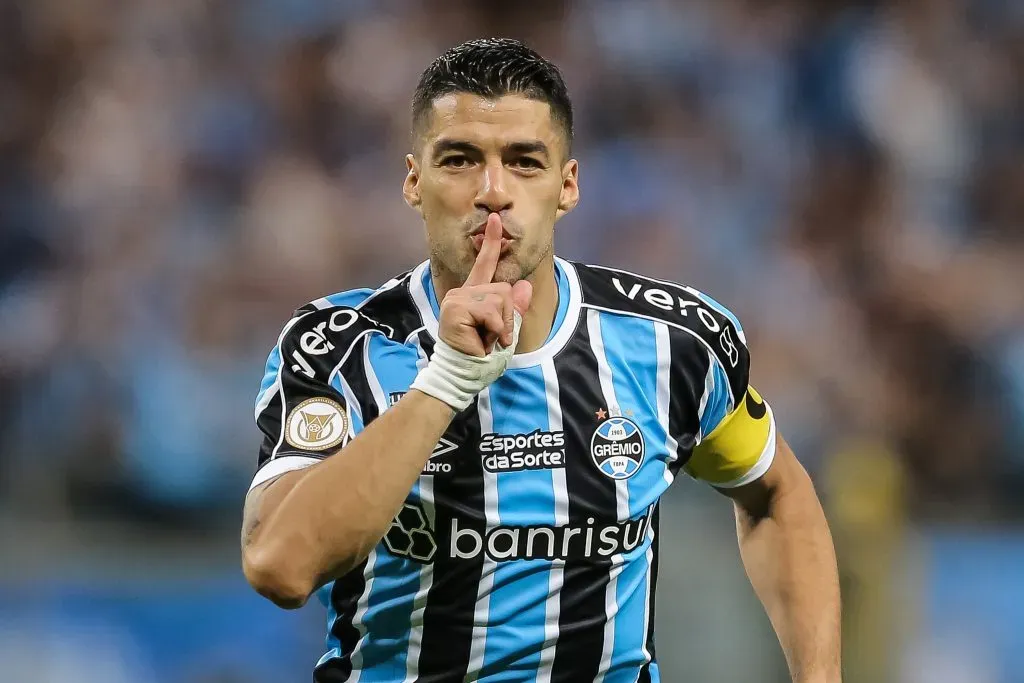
[423,437,459,475]
[389,391,460,475]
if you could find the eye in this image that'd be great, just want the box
[440,155,471,168]
[513,157,543,169]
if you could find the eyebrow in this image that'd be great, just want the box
[431,140,478,159]
[431,139,552,159]
[507,141,551,158]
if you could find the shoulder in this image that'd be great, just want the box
[569,260,749,385]
[571,261,745,345]
[272,271,422,378]
[282,268,427,342]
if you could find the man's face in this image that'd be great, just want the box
[404,93,579,285]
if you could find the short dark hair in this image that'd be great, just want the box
[412,38,573,152]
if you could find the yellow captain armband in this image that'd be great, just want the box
[684,386,777,488]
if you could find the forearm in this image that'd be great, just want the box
[244,390,454,604]
[736,462,841,682]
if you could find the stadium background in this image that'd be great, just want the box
[1,0,1021,681]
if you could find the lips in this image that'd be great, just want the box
[470,225,514,240]
[471,234,513,252]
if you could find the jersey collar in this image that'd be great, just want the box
[408,257,582,369]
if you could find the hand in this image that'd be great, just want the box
[438,213,532,357]
[410,213,533,411]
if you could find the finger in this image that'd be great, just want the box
[510,279,533,315]
[481,330,499,355]
[460,284,512,344]
[462,335,488,358]
[467,300,505,355]
[462,282,512,295]
[472,303,506,341]
[501,296,516,348]
[464,213,503,287]
[500,291,514,347]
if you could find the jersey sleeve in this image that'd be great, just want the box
[678,295,777,488]
[250,303,367,490]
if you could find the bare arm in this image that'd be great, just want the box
[241,390,454,609]
[242,214,530,610]
[722,435,842,683]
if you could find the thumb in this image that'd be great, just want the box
[510,280,533,316]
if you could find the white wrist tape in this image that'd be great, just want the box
[411,311,522,411]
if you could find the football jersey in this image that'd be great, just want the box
[251,257,777,683]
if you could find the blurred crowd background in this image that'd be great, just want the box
[0,0,1021,681]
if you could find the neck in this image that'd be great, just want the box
[431,256,559,355]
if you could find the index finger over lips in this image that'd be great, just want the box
[464,213,503,287]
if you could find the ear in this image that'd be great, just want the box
[555,159,579,220]
[403,154,422,213]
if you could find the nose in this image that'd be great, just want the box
[474,162,513,215]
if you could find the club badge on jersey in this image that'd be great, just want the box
[590,416,646,480]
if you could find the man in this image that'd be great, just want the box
[242,38,841,683]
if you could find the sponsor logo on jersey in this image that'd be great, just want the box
[449,511,652,562]
[480,430,566,473]
[285,397,348,451]
[385,392,462,475]
[290,309,396,379]
[422,437,459,475]
[610,274,741,368]
[591,417,645,479]
[384,503,436,563]
[298,309,361,356]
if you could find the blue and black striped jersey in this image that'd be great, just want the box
[251,257,777,683]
